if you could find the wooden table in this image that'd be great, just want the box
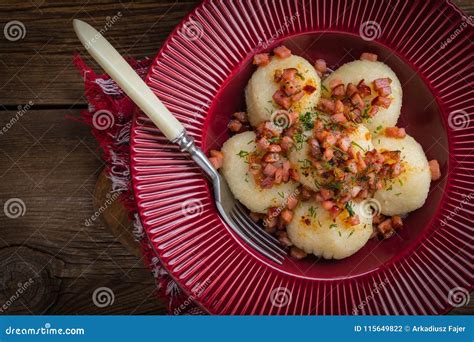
[0,0,472,315]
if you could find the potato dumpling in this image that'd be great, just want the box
[287,201,372,259]
[373,134,431,216]
[323,60,402,132]
[220,131,298,214]
[288,124,374,191]
[245,55,321,127]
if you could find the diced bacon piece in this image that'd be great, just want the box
[329,206,341,218]
[268,144,282,153]
[377,86,392,97]
[273,90,292,109]
[253,53,270,66]
[263,152,280,163]
[332,84,345,98]
[322,200,335,211]
[280,136,294,151]
[346,83,358,97]
[372,96,391,109]
[289,168,300,181]
[332,113,347,123]
[334,99,344,113]
[350,93,365,109]
[377,218,394,239]
[301,186,313,200]
[373,78,392,89]
[367,105,378,118]
[260,177,274,189]
[348,214,360,226]
[257,137,270,150]
[346,160,358,173]
[291,91,305,102]
[290,246,307,259]
[263,163,277,177]
[329,78,343,89]
[232,111,248,123]
[337,136,351,152]
[282,79,302,96]
[314,59,327,75]
[357,80,371,98]
[320,188,334,200]
[282,160,291,182]
[274,69,283,83]
[277,231,293,247]
[318,98,336,113]
[303,84,317,94]
[228,119,242,132]
[274,168,283,184]
[209,157,222,170]
[287,196,298,210]
[273,45,292,58]
[429,159,441,181]
[210,149,223,159]
[385,127,406,139]
[282,68,298,81]
[360,52,378,61]
[281,209,294,224]
[391,215,403,230]
[309,138,322,158]
[249,211,264,222]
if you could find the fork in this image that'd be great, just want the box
[73,19,286,264]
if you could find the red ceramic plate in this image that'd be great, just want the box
[131,0,473,314]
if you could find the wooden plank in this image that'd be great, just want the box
[0,0,201,106]
[0,108,166,314]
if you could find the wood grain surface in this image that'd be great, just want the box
[0,0,472,315]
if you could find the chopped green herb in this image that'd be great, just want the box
[308,206,317,218]
[247,140,254,145]
[237,150,249,158]
[321,84,328,92]
[278,191,285,198]
[351,141,366,152]
[395,192,402,196]
[295,72,305,80]
[374,125,383,134]
[398,179,404,186]
[345,201,355,217]
[386,185,393,191]
[338,231,342,237]
[329,223,337,229]
[299,112,314,130]
[348,230,355,238]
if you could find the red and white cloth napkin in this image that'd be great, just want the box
[74,54,206,315]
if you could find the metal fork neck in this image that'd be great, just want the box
[172,130,219,181]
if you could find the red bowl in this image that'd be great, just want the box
[131,0,473,314]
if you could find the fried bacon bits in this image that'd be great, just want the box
[428,159,441,181]
[372,214,403,239]
[228,111,250,133]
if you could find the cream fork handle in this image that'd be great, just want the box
[73,19,184,141]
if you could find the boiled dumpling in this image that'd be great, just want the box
[373,134,431,216]
[323,60,402,132]
[220,131,298,214]
[286,201,372,259]
[246,55,321,127]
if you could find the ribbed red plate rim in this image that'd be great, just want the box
[131,0,473,314]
